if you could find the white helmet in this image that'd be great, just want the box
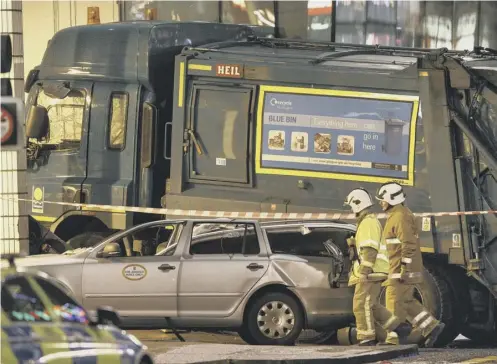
[344,188,373,214]
[376,182,406,206]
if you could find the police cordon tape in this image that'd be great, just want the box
[2,196,497,221]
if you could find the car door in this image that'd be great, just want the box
[264,222,355,315]
[81,222,182,328]
[178,221,269,317]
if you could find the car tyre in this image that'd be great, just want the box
[244,292,304,346]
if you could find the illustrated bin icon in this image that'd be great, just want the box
[383,118,405,155]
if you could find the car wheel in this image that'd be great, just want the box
[244,292,304,346]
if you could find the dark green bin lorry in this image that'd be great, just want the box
[22,22,497,344]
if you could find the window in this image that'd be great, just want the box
[123,1,219,22]
[36,89,86,149]
[307,0,333,41]
[108,93,129,150]
[264,226,351,277]
[190,223,260,255]
[190,87,252,183]
[222,1,275,29]
[34,278,89,324]
[265,227,349,258]
[1,276,52,322]
[101,224,178,258]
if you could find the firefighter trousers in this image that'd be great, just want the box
[385,282,440,344]
[353,281,401,341]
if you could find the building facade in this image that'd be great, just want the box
[18,0,497,86]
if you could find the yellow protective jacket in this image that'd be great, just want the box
[381,204,424,286]
[348,212,389,286]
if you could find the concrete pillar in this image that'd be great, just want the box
[276,1,309,39]
[0,0,29,255]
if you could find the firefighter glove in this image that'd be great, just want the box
[348,246,358,261]
[399,266,409,283]
[347,237,356,247]
[358,264,373,276]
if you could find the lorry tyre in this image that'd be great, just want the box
[244,292,304,346]
[379,266,457,347]
[66,231,112,249]
[297,329,337,345]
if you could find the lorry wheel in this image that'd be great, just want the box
[244,292,304,346]
[379,266,457,347]
[66,231,112,249]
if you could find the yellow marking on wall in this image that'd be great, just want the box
[178,62,185,108]
[420,247,435,253]
[33,215,57,223]
[255,85,419,186]
[419,71,429,77]
[188,64,212,71]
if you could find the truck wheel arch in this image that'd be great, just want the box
[53,215,109,242]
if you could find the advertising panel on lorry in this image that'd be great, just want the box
[255,85,419,186]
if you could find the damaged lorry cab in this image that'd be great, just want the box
[164,39,497,344]
[23,21,256,253]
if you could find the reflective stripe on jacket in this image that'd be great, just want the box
[348,213,389,286]
[381,204,424,285]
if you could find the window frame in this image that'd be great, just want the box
[186,81,256,187]
[107,91,129,151]
[189,222,261,256]
[92,222,185,258]
[33,86,87,151]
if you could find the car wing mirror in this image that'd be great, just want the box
[300,226,311,235]
[96,242,122,258]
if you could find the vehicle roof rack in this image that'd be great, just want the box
[185,36,465,60]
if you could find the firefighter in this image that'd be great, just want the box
[344,188,412,346]
[375,182,445,347]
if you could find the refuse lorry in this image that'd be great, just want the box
[161,38,497,346]
[20,25,497,345]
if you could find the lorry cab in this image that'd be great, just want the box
[23,21,256,253]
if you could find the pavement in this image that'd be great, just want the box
[129,330,497,364]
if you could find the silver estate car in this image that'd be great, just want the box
[10,219,356,346]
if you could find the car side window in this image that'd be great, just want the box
[265,227,350,258]
[34,278,90,324]
[99,224,178,258]
[190,223,260,255]
[1,276,52,322]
